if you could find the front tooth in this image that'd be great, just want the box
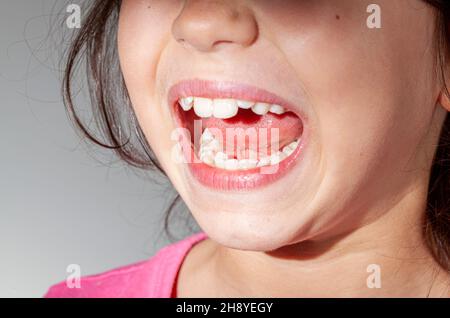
[213,99,238,119]
[199,147,214,159]
[206,139,221,152]
[201,130,221,152]
[251,103,270,115]
[224,159,239,171]
[269,104,285,115]
[282,144,294,156]
[179,97,194,111]
[248,159,258,168]
[200,128,214,143]
[237,100,255,109]
[238,159,250,170]
[257,156,271,167]
[270,151,286,165]
[214,152,228,161]
[214,152,228,169]
[200,151,214,165]
[282,141,298,156]
[238,159,258,170]
[193,97,213,118]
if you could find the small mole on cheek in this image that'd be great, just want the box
[335,14,340,20]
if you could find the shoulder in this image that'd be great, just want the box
[44,232,207,298]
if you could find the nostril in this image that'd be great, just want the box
[212,40,234,47]
[176,38,192,50]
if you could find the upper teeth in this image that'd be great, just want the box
[179,96,194,111]
[178,97,286,119]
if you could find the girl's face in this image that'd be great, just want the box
[118,0,446,250]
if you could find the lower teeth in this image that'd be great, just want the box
[197,129,299,171]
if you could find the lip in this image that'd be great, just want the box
[168,79,308,191]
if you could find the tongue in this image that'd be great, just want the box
[203,110,301,140]
[197,110,302,157]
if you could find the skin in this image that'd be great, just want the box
[118,0,450,296]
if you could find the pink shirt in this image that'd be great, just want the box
[44,232,207,298]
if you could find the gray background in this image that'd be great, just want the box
[0,0,195,297]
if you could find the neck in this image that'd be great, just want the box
[212,181,448,297]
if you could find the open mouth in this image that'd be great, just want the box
[169,80,306,190]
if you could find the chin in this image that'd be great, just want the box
[188,202,314,251]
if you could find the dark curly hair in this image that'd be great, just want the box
[62,0,450,270]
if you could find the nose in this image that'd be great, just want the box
[172,0,258,52]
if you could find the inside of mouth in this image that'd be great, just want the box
[176,103,303,171]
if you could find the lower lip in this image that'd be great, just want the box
[180,134,307,191]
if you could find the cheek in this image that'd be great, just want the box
[264,1,437,218]
[117,1,182,162]
[278,2,435,168]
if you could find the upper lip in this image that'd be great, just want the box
[167,79,306,121]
